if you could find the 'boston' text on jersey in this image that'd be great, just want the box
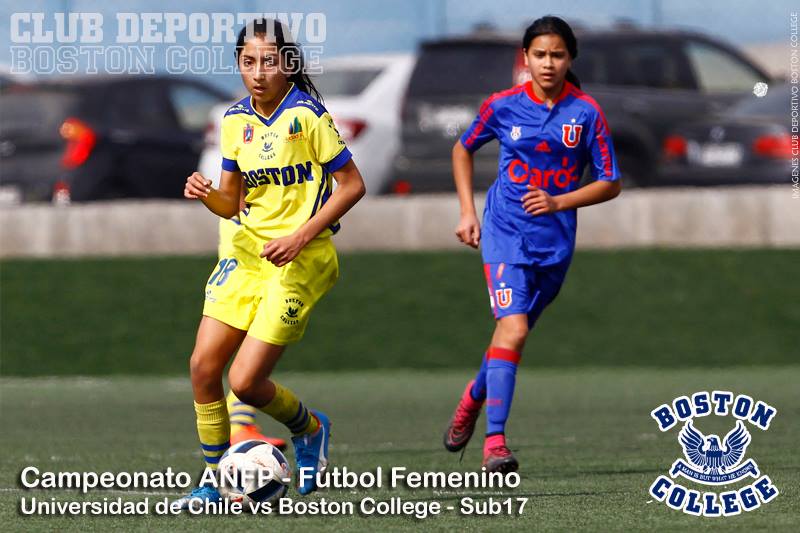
[243,161,314,189]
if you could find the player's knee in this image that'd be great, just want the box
[227,370,259,405]
[497,318,529,345]
[189,350,224,387]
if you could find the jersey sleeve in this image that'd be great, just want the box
[584,107,620,181]
[459,97,499,153]
[309,112,353,173]
[220,115,241,172]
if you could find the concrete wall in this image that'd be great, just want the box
[1,186,797,258]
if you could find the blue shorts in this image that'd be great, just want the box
[483,262,568,328]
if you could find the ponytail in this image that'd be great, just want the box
[278,41,324,103]
[566,69,581,89]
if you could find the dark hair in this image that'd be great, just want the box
[234,18,323,102]
[522,16,581,89]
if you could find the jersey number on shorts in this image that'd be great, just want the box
[208,258,238,286]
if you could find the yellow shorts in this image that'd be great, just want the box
[217,217,240,259]
[203,228,338,345]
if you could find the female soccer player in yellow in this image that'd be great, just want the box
[175,18,365,507]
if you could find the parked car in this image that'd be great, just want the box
[388,26,771,193]
[0,64,36,91]
[0,75,231,203]
[315,53,416,193]
[390,34,520,194]
[198,53,416,194]
[658,84,792,185]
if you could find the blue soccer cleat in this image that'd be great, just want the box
[292,410,331,495]
[171,484,222,512]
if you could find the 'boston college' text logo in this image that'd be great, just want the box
[649,391,778,517]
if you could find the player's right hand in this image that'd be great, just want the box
[184,172,212,199]
[455,213,481,249]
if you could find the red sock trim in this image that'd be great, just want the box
[486,346,521,364]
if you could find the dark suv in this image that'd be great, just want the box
[0,75,230,203]
[389,27,771,193]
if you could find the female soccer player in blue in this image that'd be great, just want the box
[175,18,365,507]
[444,16,622,473]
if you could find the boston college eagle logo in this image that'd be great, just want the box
[561,122,582,148]
[649,391,779,517]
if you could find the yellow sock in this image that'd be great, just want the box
[195,399,230,470]
[258,382,319,436]
[226,390,258,434]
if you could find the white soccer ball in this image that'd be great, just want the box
[217,439,291,505]
[753,82,768,98]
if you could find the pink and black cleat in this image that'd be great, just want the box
[482,444,519,473]
[444,380,483,452]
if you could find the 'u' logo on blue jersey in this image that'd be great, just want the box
[561,124,583,148]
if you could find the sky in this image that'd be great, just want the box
[1,0,793,92]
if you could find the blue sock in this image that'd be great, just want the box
[470,354,488,401]
[486,358,518,435]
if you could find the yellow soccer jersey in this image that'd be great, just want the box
[220,84,351,243]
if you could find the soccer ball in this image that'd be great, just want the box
[217,439,291,505]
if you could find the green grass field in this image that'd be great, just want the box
[1,368,798,531]
[1,250,797,530]
[1,250,798,375]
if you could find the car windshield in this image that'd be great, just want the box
[730,86,787,117]
[408,43,517,97]
[313,68,383,96]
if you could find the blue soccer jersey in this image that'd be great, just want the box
[460,80,620,267]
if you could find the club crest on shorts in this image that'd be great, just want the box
[648,391,778,517]
[561,121,582,148]
[495,288,512,309]
[510,126,522,141]
[243,123,254,144]
[280,297,304,325]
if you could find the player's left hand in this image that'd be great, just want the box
[521,185,560,215]
[260,234,306,267]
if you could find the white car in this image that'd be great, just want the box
[198,53,416,193]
